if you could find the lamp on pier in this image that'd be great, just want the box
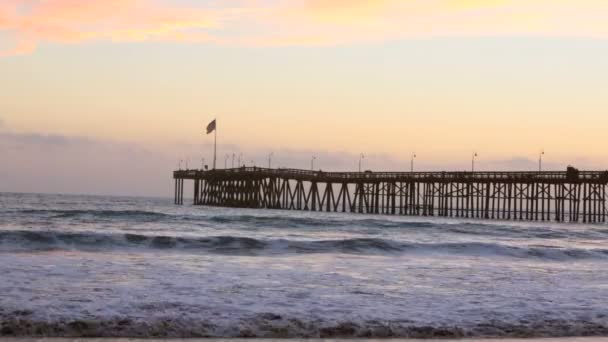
[359,153,365,173]
[411,153,416,172]
[472,152,478,172]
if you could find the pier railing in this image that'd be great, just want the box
[175,167,608,182]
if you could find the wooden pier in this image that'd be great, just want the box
[174,167,608,223]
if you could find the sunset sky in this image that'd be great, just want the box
[1,0,608,196]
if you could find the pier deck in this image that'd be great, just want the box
[173,168,608,223]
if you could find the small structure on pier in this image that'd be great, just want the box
[173,167,608,223]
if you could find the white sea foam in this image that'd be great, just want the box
[0,193,607,337]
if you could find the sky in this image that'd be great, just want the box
[1,0,608,197]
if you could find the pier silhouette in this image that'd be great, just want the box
[174,167,608,223]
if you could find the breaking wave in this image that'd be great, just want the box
[1,229,607,260]
[15,209,440,227]
[17,209,172,221]
[10,209,608,240]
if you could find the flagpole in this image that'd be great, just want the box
[213,122,217,170]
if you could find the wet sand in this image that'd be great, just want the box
[2,338,608,342]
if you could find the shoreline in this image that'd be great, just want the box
[2,338,608,342]
[2,316,608,339]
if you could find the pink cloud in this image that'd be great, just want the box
[1,0,608,56]
[0,0,221,55]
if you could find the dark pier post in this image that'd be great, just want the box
[176,178,180,205]
[569,184,574,222]
[312,181,318,211]
[342,183,349,213]
[602,185,608,223]
[513,183,519,220]
[326,183,333,212]
[374,182,380,214]
[554,184,560,222]
[484,182,491,219]
[518,184,524,220]
[475,182,481,218]
[540,183,545,221]
[594,183,600,223]
[175,178,184,205]
[559,184,567,222]
[193,179,199,205]
[174,178,178,205]
[176,177,183,205]
[576,183,582,222]
[583,182,588,223]
[507,182,513,220]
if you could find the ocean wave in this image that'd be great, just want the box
[10,209,492,230]
[9,209,608,241]
[1,313,608,338]
[17,209,172,221]
[1,229,607,260]
[209,214,439,229]
[10,210,436,229]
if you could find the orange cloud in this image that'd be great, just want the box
[260,0,608,46]
[1,0,608,55]
[0,0,221,55]
[302,0,395,22]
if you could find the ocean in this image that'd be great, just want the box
[1,192,607,338]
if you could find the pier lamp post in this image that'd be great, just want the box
[268,152,274,169]
[178,159,183,170]
[238,153,243,167]
[410,153,416,172]
[472,152,478,172]
[232,153,235,168]
[539,150,545,172]
[185,158,189,170]
[224,154,230,169]
[201,158,205,170]
[311,156,317,171]
[359,154,365,172]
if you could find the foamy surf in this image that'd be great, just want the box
[1,193,607,338]
[1,229,608,260]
